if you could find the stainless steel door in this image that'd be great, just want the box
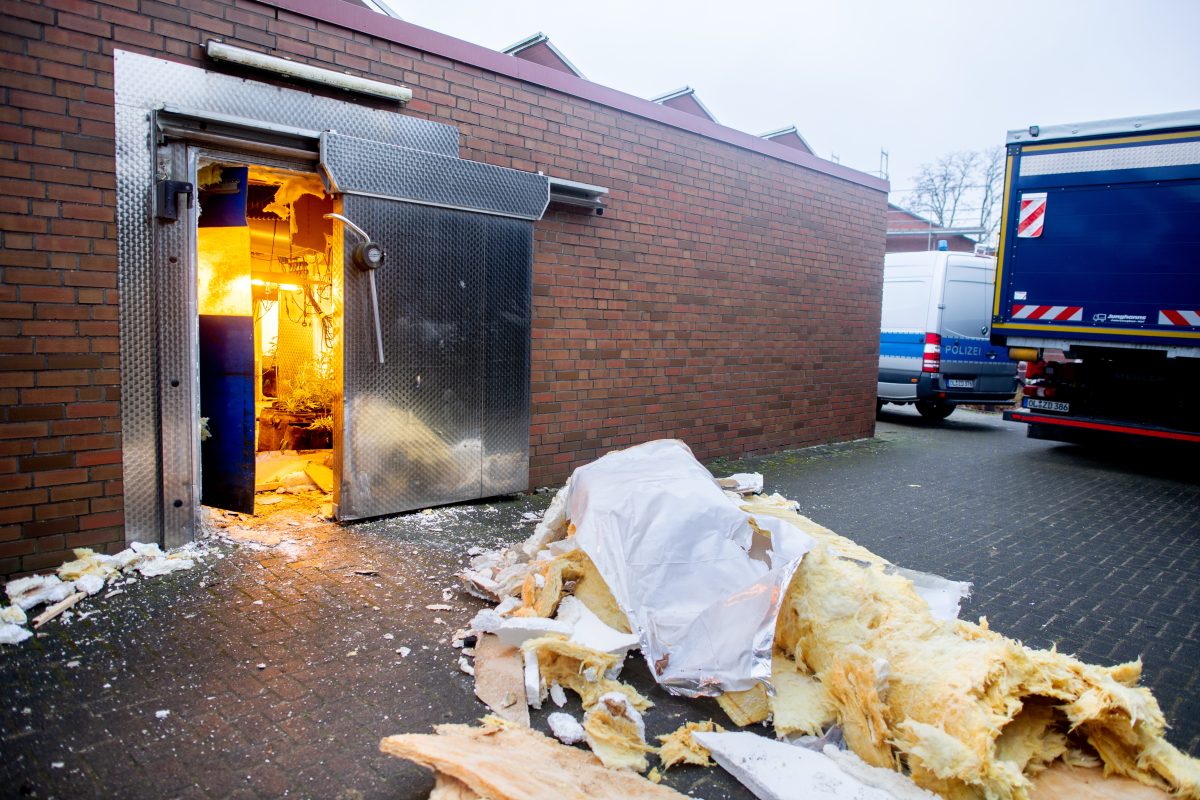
[321,133,548,520]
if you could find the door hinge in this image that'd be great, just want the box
[156,179,194,222]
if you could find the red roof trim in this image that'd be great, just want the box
[256,0,888,192]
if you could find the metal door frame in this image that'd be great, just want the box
[154,141,327,545]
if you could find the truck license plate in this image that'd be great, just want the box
[947,379,975,389]
[1025,398,1069,413]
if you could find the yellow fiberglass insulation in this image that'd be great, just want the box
[737,495,1200,800]
[657,720,725,770]
[513,548,631,633]
[520,635,653,713]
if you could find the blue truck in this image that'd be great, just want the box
[991,110,1200,443]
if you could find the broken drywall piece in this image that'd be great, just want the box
[380,716,688,799]
[583,692,655,772]
[557,595,639,656]
[472,634,529,727]
[522,648,542,709]
[821,745,940,800]
[494,616,572,648]
[694,730,900,800]
[0,622,32,645]
[547,712,586,746]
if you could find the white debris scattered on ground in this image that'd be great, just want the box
[0,541,213,646]
[548,712,587,745]
[155,709,170,720]
[0,623,32,645]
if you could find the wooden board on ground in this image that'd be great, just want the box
[472,634,529,727]
[380,719,688,800]
[1029,763,1173,800]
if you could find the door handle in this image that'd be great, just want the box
[324,213,385,365]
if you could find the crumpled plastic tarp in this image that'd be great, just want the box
[566,439,815,697]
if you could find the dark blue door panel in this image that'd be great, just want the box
[199,314,255,514]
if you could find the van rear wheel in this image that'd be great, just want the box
[915,400,956,420]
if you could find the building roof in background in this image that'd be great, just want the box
[503,32,586,78]
[650,86,718,122]
[759,125,814,155]
[259,0,887,192]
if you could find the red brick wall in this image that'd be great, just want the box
[0,0,885,574]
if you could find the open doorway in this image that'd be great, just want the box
[195,157,341,520]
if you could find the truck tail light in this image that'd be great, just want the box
[1025,360,1045,379]
[922,333,941,373]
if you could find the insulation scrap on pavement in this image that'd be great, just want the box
[657,720,725,770]
[379,716,689,799]
[0,542,210,645]
[396,438,1200,800]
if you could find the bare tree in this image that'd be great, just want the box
[976,146,1005,242]
[908,151,979,228]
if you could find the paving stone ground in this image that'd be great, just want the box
[2,407,1197,799]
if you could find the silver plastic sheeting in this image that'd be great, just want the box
[567,439,815,697]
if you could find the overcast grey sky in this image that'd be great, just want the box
[389,0,1200,213]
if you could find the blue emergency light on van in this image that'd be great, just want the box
[877,251,1018,419]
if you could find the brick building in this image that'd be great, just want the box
[0,0,887,575]
[886,203,979,253]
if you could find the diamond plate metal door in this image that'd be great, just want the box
[336,196,535,520]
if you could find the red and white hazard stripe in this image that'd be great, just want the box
[1012,304,1082,322]
[1017,192,1047,238]
[1158,309,1200,326]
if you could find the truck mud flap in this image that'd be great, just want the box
[1004,410,1200,444]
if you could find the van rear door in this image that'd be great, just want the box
[939,258,1015,393]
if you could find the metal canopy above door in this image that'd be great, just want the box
[320,132,550,220]
[321,133,549,520]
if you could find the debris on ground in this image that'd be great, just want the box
[379,716,688,799]
[547,712,586,746]
[399,438,1200,800]
[657,720,724,770]
[471,634,528,726]
[693,729,932,800]
[1,541,211,646]
[583,691,655,771]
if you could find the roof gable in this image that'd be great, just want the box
[651,86,718,122]
[503,32,585,78]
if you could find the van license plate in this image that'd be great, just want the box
[1025,398,1069,413]
[947,379,975,389]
